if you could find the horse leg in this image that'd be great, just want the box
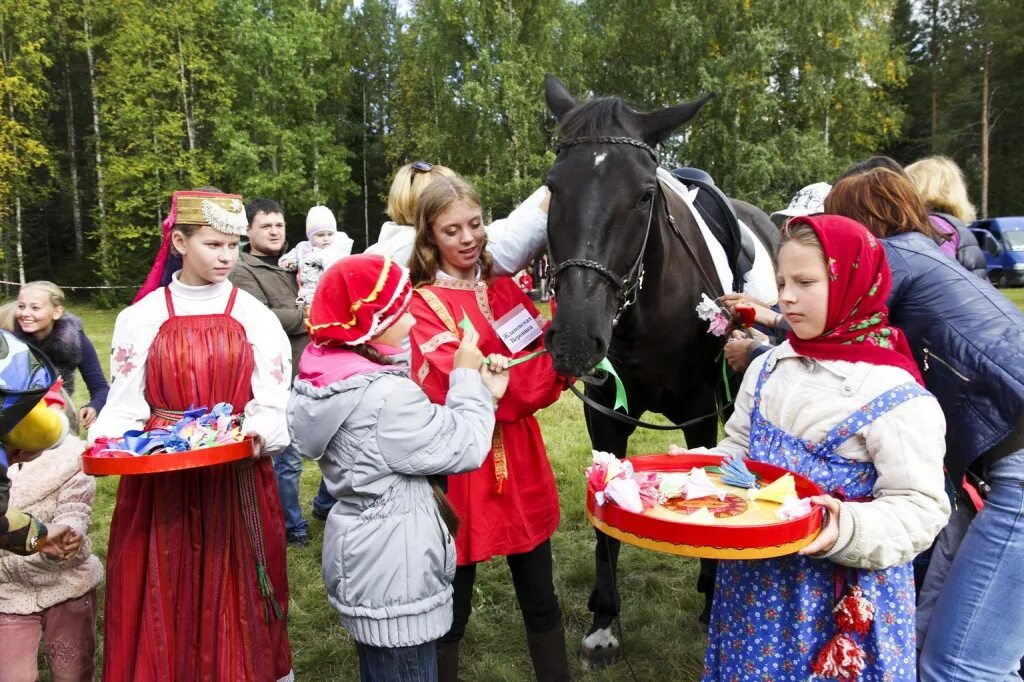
[581,407,634,670]
[684,415,720,628]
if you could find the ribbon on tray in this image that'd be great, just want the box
[88,403,243,458]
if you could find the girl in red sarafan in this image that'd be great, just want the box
[89,191,294,681]
[407,176,570,681]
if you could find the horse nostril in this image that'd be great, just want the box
[592,335,607,359]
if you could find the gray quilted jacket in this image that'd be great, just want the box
[288,364,494,647]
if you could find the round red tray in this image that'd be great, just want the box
[586,453,824,559]
[82,435,255,476]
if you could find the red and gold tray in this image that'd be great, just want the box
[586,453,824,559]
[82,435,255,476]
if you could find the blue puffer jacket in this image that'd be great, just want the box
[883,232,1024,479]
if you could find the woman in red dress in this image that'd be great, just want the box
[89,191,294,681]
[407,176,569,681]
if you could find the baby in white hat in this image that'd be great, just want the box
[279,205,354,305]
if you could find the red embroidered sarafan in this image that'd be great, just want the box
[102,288,291,681]
[410,276,563,565]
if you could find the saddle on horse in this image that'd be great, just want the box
[671,167,758,292]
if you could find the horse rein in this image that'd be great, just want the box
[550,136,660,326]
[550,135,734,431]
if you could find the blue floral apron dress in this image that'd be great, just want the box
[702,354,929,682]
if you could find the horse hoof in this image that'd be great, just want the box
[580,626,619,670]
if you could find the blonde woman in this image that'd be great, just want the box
[366,160,549,275]
[7,282,109,428]
[906,156,986,278]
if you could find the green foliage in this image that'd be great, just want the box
[2,0,1021,296]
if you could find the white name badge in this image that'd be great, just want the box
[494,304,543,354]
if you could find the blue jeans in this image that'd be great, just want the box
[919,450,1024,681]
[354,641,436,682]
[272,445,308,539]
[312,478,337,518]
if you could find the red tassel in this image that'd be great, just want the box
[811,633,867,681]
[833,585,874,635]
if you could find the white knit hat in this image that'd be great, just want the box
[306,205,337,239]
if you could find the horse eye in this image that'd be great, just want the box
[637,189,655,207]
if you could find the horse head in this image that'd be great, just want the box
[543,74,713,377]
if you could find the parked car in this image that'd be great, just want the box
[970,216,1024,287]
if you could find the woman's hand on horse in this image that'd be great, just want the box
[454,328,486,370]
[798,494,841,556]
[480,354,511,401]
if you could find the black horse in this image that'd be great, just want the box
[542,75,779,668]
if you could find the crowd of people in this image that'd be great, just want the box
[0,151,1020,682]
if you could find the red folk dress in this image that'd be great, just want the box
[102,288,291,681]
[410,276,563,565]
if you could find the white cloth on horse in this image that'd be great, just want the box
[656,168,778,305]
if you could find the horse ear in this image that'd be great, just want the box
[545,74,577,121]
[640,93,715,145]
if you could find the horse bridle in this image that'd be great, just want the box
[549,136,660,326]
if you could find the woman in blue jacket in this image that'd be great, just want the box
[825,167,1024,681]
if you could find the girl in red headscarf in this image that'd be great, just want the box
[702,215,950,682]
[89,191,294,681]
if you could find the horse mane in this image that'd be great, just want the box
[558,96,638,139]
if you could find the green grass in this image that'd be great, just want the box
[68,301,708,681]
[71,286,1024,680]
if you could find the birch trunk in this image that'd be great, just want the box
[177,34,196,153]
[83,2,105,224]
[63,50,84,255]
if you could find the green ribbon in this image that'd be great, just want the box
[595,357,629,412]
[721,354,733,404]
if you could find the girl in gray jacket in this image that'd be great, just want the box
[288,254,509,682]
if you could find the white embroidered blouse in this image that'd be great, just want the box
[88,273,292,454]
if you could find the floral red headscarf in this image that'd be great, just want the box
[785,214,924,385]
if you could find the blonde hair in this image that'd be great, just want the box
[21,280,66,309]
[386,162,456,226]
[409,176,493,287]
[905,156,977,224]
[0,301,16,332]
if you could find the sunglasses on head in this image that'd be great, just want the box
[410,160,434,173]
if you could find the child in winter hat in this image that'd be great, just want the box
[279,205,354,305]
[288,253,509,678]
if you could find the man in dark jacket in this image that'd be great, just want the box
[883,232,1024,681]
[229,199,313,545]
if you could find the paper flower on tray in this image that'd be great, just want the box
[719,454,758,489]
[748,473,797,504]
[685,467,727,501]
[586,451,659,512]
[604,477,644,513]
[776,495,812,520]
[695,293,730,337]
[658,473,689,500]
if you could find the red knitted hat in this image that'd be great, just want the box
[307,254,412,346]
